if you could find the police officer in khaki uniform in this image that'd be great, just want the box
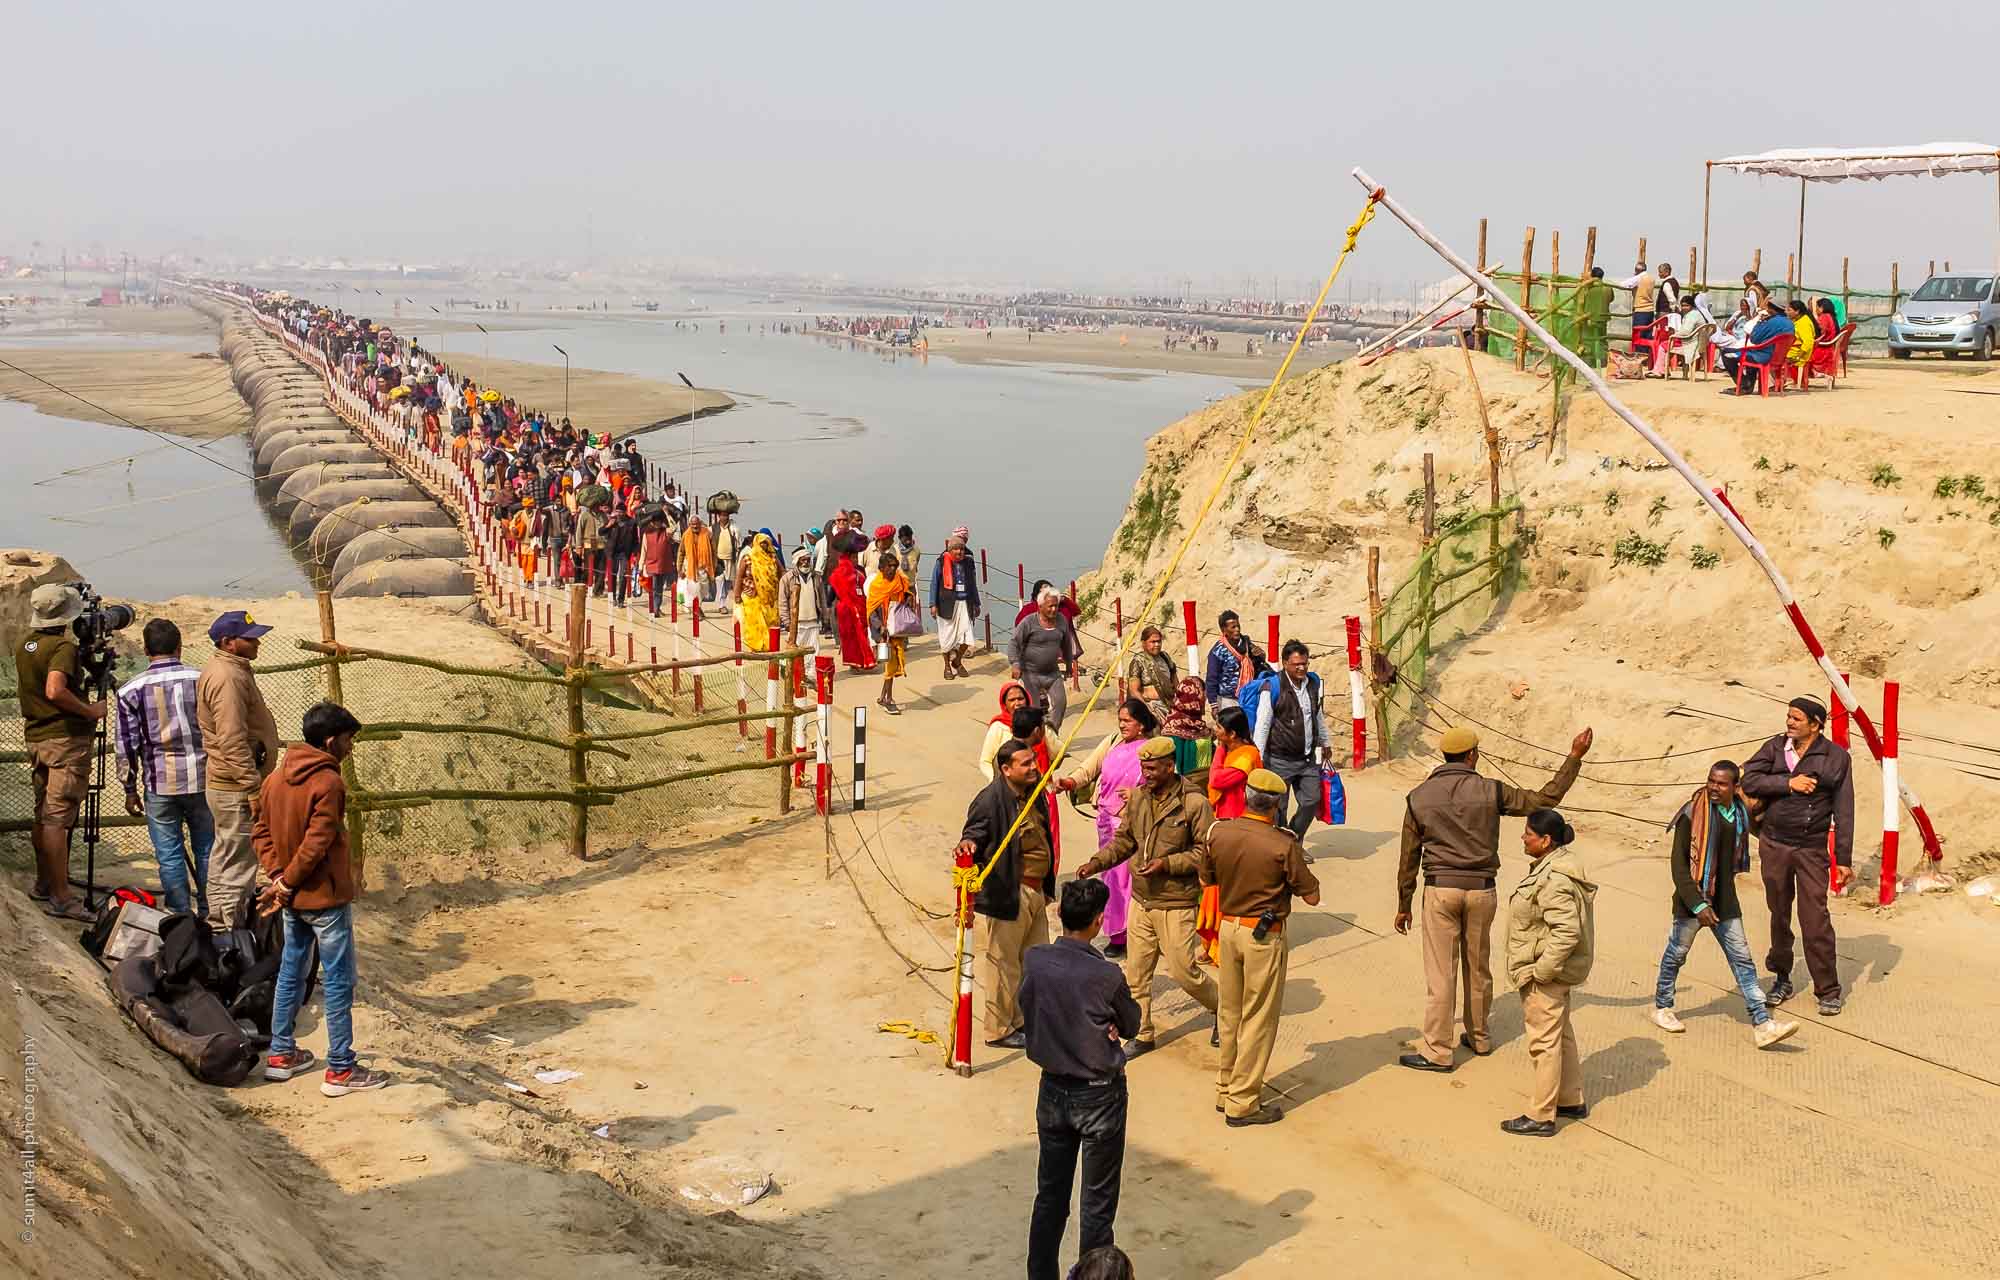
[1074,736,1220,1059]
[1394,724,1591,1071]
[1202,768,1320,1126]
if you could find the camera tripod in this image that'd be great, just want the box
[75,661,115,913]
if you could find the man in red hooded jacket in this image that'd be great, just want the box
[253,701,389,1098]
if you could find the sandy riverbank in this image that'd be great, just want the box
[920,322,1351,385]
[413,350,734,433]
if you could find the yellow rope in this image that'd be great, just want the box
[879,1020,940,1046]
[962,189,1381,913]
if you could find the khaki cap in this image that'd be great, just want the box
[1440,726,1479,754]
[1245,768,1287,795]
[1138,736,1176,761]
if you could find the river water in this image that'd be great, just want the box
[3,290,1247,599]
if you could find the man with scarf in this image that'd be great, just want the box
[1074,737,1222,1059]
[1654,761,1800,1049]
[931,526,980,681]
[1202,610,1267,710]
[957,737,1057,1049]
[1740,696,1854,1016]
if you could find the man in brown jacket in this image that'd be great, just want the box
[254,701,388,1097]
[1394,724,1591,1071]
[1074,737,1221,1059]
[196,610,280,931]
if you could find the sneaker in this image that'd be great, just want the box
[264,1048,318,1081]
[320,1065,390,1097]
[1817,995,1843,1017]
[1767,978,1796,1006]
[1755,1019,1800,1049]
[1651,1007,1686,1033]
[1225,1104,1283,1127]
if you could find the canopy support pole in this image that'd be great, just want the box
[1796,177,1807,292]
[1701,162,1712,288]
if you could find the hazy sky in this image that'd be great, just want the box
[7,2,1998,294]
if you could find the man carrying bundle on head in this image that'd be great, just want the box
[1741,697,1854,1017]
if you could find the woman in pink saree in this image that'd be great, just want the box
[1055,698,1157,958]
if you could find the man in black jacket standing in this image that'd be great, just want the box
[1741,697,1854,1016]
[956,738,1056,1049]
[1020,877,1139,1280]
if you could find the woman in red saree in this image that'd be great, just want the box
[1810,297,1842,378]
[829,547,875,671]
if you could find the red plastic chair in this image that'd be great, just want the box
[1733,332,1793,396]
[1631,316,1670,365]
[1835,322,1856,377]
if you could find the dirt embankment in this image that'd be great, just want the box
[1082,350,2000,878]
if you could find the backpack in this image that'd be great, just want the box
[81,886,161,961]
[1242,671,1323,745]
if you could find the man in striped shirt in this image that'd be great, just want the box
[115,619,213,915]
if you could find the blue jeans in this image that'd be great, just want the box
[143,791,214,916]
[1655,914,1770,1026]
[272,905,357,1071]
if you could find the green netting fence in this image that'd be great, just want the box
[1374,500,1525,748]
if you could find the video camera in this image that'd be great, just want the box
[66,580,135,693]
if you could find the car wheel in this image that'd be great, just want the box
[1980,329,1995,362]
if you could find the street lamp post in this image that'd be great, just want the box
[553,344,570,424]
[677,371,696,498]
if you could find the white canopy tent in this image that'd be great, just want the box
[1702,142,2000,288]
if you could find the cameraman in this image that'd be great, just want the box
[14,586,106,923]
[196,610,280,931]
[114,619,212,916]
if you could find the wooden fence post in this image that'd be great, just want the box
[1419,453,1437,674]
[317,590,364,890]
[1890,262,1900,316]
[1516,227,1536,371]
[1367,546,1389,757]
[1752,248,1760,277]
[566,582,590,859]
[1842,257,1851,320]
[1473,217,1488,353]
[1582,227,1597,278]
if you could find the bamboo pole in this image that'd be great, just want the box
[1516,228,1535,371]
[1367,546,1389,758]
[358,719,632,757]
[1890,262,1900,316]
[1474,217,1488,353]
[293,639,567,684]
[1796,176,1807,290]
[577,749,816,798]
[1637,236,1648,268]
[585,644,811,682]
[1787,253,1796,290]
[1582,226,1596,278]
[1842,258,1850,319]
[356,786,617,807]
[1419,453,1437,677]
[317,591,365,890]
[1458,332,1502,559]
[1688,247,1697,290]
[1753,248,1761,277]
[585,706,793,743]
[566,583,590,859]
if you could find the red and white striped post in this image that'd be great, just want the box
[1345,615,1367,769]
[981,548,993,650]
[1182,601,1200,675]
[949,846,977,1078]
[1266,614,1280,664]
[814,655,835,815]
[1017,563,1026,605]
[670,588,681,694]
[733,621,749,738]
[1828,673,1850,894]
[1879,681,1901,906]
[792,653,809,786]
[765,625,781,760]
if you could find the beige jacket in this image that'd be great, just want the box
[1505,850,1597,989]
[196,650,280,792]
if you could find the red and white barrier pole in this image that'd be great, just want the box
[1345,615,1367,769]
[1266,614,1280,664]
[1880,681,1901,905]
[765,625,781,760]
[1182,600,1199,675]
[814,655,834,815]
[949,847,977,1078]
